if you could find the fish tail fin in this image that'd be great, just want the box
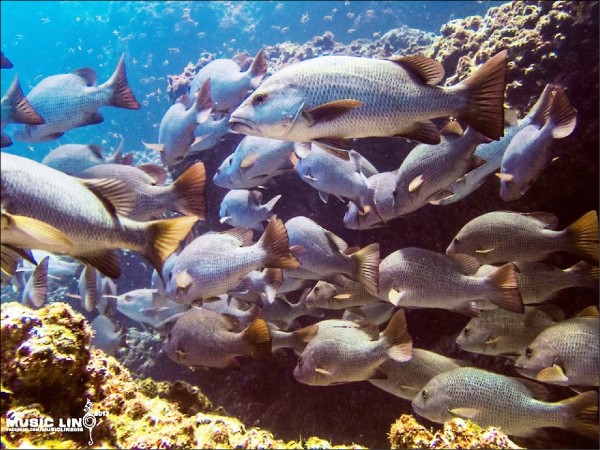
[144,216,198,276]
[564,211,599,263]
[5,75,44,125]
[27,256,49,309]
[106,54,140,109]
[258,215,300,269]
[560,391,599,439]
[350,243,380,297]
[263,194,282,212]
[382,309,413,363]
[485,263,524,313]
[547,87,577,139]
[171,162,207,219]
[564,261,599,290]
[249,48,267,88]
[243,318,272,361]
[263,268,283,304]
[456,50,507,141]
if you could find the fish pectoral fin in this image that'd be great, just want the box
[219,216,232,224]
[289,245,306,256]
[175,269,193,291]
[303,174,318,182]
[79,177,136,217]
[388,288,406,306]
[78,251,121,279]
[388,54,445,85]
[485,336,500,346]
[475,247,495,254]
[427,190,454,205]
[143,141,165,153]
[536,365,569,384]
[408,175,425,193]
[302,99,363,126]
[240,153,259,170]
[2,212,73,248]
[141,306,171,318]
[449,408,481,420]
[333,293,352,300]
[495,172,514,182]
[317,191,329,203]
[440,119,464,136]
[394,120,440,145]
[314,367,333,377]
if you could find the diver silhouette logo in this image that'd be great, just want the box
[82,399,98,445]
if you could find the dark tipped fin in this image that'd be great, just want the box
[1,51,13,68]
[457,50,507,141]
[171,162,206,219]
[29,256,49,308]
[258,215,300,269]
[395,120,440,144]
[144,216,198,277]
[243,318,272,361]
[78,251,120,279]
[74,68,98,86]
[565,211,599,263]
[105,54,140,109]
[302,99,363,126]
[389,54,445,85]
[87,144,104,159]
[560,391,599,440]
[79,177,135,217]
[5,76,45,125]
[137,164,168,185]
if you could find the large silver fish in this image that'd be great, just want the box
[230,52,507,152]
[219,189,281,232]
[1,75,44,147]
[79,162,206,221]
[189,49,267,113]
[163,305,272,369]
[1,152,197,279]
[41,141,132,176]
[14,54,140,142]
[213,135,295,189]
[412,366,598,438]
[447,210,599,264]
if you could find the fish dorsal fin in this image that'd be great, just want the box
[87,144,104,159]
[240,153,259,170]
[448,253,480,275]
[440,120,464,136]
[395,120,440,145]
[389,54,445,85]
[325,231,348,253]
[504,108,519,126]
[511,377,551,400]
[30,256,49,308]
[302,99,363,126]
[222,227,254,246]
[74,68,98,86]
[177,93,190,106]
[529,83,558,127]
[522,212,559,230]
[137,164,168,185]
[194,78,213,123]
[78,250,120,279]
[536,364,569,384]
[317,191,329,203]
[357,320,380,340]
[576,305,599,318]
[348,150,363,173]
[79,178,135,217]
[248,190,263,205]
[548,86,577,139]
[221,313,239,332]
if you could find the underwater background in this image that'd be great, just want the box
[1,1,598,449]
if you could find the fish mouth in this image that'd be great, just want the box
[229,116,258,134]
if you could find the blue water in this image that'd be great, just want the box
[1,0,503,160]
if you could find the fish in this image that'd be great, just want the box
[1,76,45,147]
[292,142,379,214]
[261,293,325,331]
[17,249,81,285]
[201,295,261,329]
[41,142,133,176]
[369,349,467,401]
[143,79,212,167]
[228,268,283,304]
[439,83,557,205]
[79,162,206,221]
[189,113,231,154]
[219,189,281,232]
[341,302,396,326]
[166,217,300,304]
[21,256,49,309]
[115,288,188,329]
[1,152,198,279]
[285,216,380,296]
[393,122,489,215]
[293,310,413,386]
[456,305,563,357]
[1,52,13,69]
[213,135,295,189]
[515,309,599,387]
[446,210,599,264]
[412,366,598,438]
[379,247,523,315]
[271,325,316,354]
[14,54,140,142]
[498,86,577,201]
[229,51,507,155]
[305,274,383,310]
[163,305,272,369]
[188,49,267,113]
[90,314,126,357]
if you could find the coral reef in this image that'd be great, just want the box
[389,414,520,449]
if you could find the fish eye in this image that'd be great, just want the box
[463,327,470,336]
[422,389,428,400]
[525,347,533,359]
[253,92,267,106]
[314,287,320,294]
[168,271,172,279]
[453,238,460,245]
[298,356,303,367]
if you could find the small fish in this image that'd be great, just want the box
[230,52,507,155]
[228,268,283,304]
[79,162,206,221]
[213,136,295,189]
[370,349,467,401]
[271,325,316,354]
[342,302,396,326]
[21,256,49,309]
[380,247,523,315]
[1,153,198,279]
[456,305,563,357]
[14,54,140,142]
[413,367,598,438]
[90,314,126,357]
[1,76,44,147]
[447,210,599,264]
[42,141,133,176]
[498,86,577,201]
[219,189,281,232]
[1,51,13,69]
[285,216,380,296]
[189,113,231,154]
[515,309,599,387]
[166,216,299,304]
[293,142,379,214]
[202,295,261,329]
[163,305,272,369]
[293,310,413,386]
[261,292,325,331]
[306,274,382,310]
[143,79,212,167]
[344,170,398,230]
[116,288,188,329]
[188,49,267,113]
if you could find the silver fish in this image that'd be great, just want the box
[498,86,577,201]
[14,54,140,142]
[344,170,399,230]
[342,302,396,326]
[202,295,261,330]
[447,210,599,264]
[42,142,132,176]
[228,268,283,305]
[293,310,413,386]
[79,162,206,221]
[230,52,507,151]
[90,314,125,357]
[116,288,188,329]
[163,305,272,369]
[261,293,325,331]
[213,135,295,189]
[189,49,267,113]
[306,274,382,310]
[413,367,598,438]
[380,247,523,315]
[1,152,198,279]
[18,249,81,285]
[219,189,281,232]
[1,75,44,147]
